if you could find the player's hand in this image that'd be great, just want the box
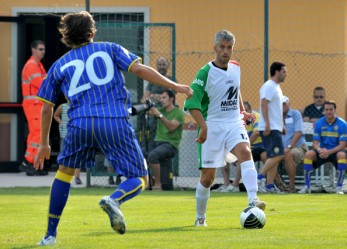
[319,148,329,158]
[175,84,193,99]
[195,125,207,144]
[241,111,255,124]
[34,145,51,170]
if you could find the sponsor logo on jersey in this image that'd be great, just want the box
[192,78,204,86]
[225,79,234,84]
[221,86,238,111]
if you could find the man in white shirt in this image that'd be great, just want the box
[257,62,287,193]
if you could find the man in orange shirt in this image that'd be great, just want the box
[20,40,48,176]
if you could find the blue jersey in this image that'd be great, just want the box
[36,42,147,177]
[37,42,140,119]
[313,116,347,149]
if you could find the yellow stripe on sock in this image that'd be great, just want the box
[338,159,347,164]
[55,170,74,183]
[115,177,145,203]
[140,177,146,191]
[304,159,312,164]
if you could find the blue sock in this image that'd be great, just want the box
[337,159,347,188]
[266,183,274,189]
[46,171,73,237]
[110,177,145,205]
[257,174,265,180]
[304,159,313,188]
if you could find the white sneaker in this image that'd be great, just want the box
[195,217,207,227]
[257,178,266,191]
[99,196,126,234]
[37,235,56,246]
[220,185,240,193]
[249,197,266,211]
[212,185,226,192]
[298,186,311,194]
[265,185,285,194]
[336,187,344,195]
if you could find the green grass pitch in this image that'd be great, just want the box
[0,188,346,249]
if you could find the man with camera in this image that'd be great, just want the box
[146,89,185,190]
[141,57,173,154]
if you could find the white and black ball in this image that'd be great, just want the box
[240,206,266,229]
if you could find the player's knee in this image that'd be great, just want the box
[58,165,75,176]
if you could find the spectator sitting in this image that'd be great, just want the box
[282,96,308,193]
[147,89,185,190]
[303,86,325,124]
[299,100,347,194]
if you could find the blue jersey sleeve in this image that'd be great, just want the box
[312,118,323,141]
[37,61,62,105]
[111,43,141,72]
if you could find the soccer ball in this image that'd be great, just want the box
[240,206,266,229]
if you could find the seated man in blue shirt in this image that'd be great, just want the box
[299,100,347,194]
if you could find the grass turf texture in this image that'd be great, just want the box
[0,188,346,249]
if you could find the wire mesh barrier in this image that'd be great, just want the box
[85,12,346,189]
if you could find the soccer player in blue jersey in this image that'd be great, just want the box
[33,11,193,246]
[299,100,347,194]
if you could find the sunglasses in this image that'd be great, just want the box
[314,96,324,99]
[37,48,45,51]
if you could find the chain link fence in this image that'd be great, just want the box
[86,8,347,189]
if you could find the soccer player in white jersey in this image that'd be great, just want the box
[184,30,266,227]
[34,11,193,246]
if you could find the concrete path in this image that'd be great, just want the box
[0,172,87,188]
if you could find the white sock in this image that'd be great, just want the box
[240,160,258,203]
[196,182,210,219]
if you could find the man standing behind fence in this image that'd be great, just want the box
[33,11,193,246]
[21,40,48,176]
[184,30,265,227]
[257,62,287,193]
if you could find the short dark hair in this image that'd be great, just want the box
[58,11,97,48]
[324,100,336,109]
[30,40,45,49]
[270,62,286,77]
[162,89,176,105]
[313,86,325,93]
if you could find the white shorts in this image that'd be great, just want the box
[199,120,249,168]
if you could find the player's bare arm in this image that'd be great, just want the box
[189,109,207,144]
[130,63,193,98]
[324,141,347,157]
[34,101,54,170]
[260,98,271,136]
[147,108,180,131]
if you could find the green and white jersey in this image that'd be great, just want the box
[184,60,241,122]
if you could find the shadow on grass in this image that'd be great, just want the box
[85,224,241,237]
[10,245,38,249]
